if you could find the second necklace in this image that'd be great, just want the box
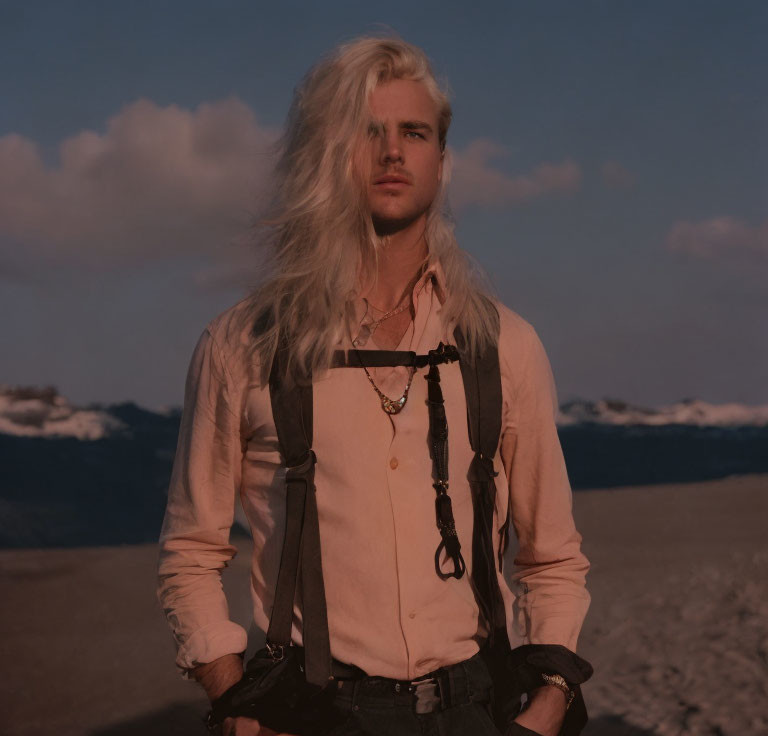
[358,359,415,415]
[357,294,415,414]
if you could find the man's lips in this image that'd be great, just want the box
[373,174,411,185]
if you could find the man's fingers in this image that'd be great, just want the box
[221,715,261,735]
[221,715,293,735]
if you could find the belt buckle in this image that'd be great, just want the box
[411,677,440,714]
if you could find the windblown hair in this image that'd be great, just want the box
[238,35,499,381]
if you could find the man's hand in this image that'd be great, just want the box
[221,716,296,735]
[193,653,245,702]
[194,656,298,736]
[512,684,567,736]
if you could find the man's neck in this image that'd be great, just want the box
[366,217,429,311]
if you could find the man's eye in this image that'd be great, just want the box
[405,131,425,140]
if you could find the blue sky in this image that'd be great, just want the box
[1,0,765,409]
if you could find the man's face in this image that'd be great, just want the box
[361,79,444,236]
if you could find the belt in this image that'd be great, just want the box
[331,659,476,715]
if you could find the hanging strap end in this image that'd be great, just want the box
[285,449,317,479]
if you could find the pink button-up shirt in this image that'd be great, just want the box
[157,263,590,681]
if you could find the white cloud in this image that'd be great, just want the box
[0,98,278,274]
[448,139,582,210]
[666,216,768,261]
[0,100,583,283]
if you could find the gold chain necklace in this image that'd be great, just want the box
[364,296,411,338]
[359,362,416,414]
[355,294,415,414]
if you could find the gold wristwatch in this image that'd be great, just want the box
[540,672,575,709]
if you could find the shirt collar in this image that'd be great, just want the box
[414,257,447,305]
[346,256,448,347]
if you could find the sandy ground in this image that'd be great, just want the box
[1,473,766,736]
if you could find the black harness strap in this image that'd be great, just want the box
[268,341,332,688]
[264,320,593,734]
[454,326,510,648]
[424,343,466,580]
[332,346,459,369]
[267,329,505,686]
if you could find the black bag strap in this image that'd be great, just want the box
[424,343,466,580]
[454,323,510,648]
[454,323,594,734]
[262,312,593,733]
[267,337,332,688]
[332,347,459,369]
[266,323,506,684]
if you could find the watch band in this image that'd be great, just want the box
[540,672,575,709]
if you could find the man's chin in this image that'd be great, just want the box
[372,212,425,237]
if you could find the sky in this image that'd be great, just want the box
[0,0,766,410]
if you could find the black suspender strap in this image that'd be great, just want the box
[454,325,595,735]
[332,347,459,369]
[264,320,593,734]
[268,340,332,688]
[266,328,506,682]
[454,325,510,648]
[424,343,466,580]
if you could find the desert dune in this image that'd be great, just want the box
[1,473,766,735]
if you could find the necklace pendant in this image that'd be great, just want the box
[381,396,407,414]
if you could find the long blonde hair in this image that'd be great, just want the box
[238,35,498,381]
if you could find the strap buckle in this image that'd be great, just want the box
[426,342,460,366]
[204,709,222,734]
[473,452,498,480]
[266,641,286,662]
[411,677,441,714]
[284,450,317,480]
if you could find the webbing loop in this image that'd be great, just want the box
[425,343,466,581]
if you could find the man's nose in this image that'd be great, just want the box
[379,130,403,164]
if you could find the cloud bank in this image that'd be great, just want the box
[0,98,278,274]
[0,99,583,281]
[449,139,582,210]
[666,216,768,262]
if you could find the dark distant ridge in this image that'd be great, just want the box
[1,385,766,547]
[558,397,768,427]
[2,384,767,439]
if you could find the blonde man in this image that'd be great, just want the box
[158,36,591,736]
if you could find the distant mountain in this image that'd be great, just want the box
[1,385,767,548]
[3,386,766,441]
[557,397,768,427]
[0,385,129,439]
[0,385,186,549]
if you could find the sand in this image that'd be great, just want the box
[1,473,766,736]
[575,473,768,735]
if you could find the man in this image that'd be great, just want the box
[157,36,591,736]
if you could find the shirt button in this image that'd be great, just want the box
[389,457,399,470]
[409,612,416,619]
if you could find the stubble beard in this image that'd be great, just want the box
[370,196,432,237]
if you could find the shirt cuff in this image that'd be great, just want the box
[508,644,593,688]
[174,620,249,680]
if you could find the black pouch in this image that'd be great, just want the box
[480,636,593,736]
[207,646,341,735]
[505,724,543,736]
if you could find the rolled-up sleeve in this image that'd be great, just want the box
[499,318,590,652]
[156,326,248,679]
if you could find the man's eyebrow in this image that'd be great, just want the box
[400,120,434,133]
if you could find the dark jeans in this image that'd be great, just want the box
[319,649,539,736]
